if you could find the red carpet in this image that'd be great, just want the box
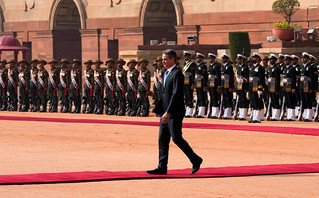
[0,163,318,185]
[0,115,318,136]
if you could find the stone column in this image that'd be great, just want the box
[80,29,100,62]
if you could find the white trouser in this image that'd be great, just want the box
[238,108,247,119]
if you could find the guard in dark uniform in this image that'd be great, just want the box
[126,59,139,116]
[220,53,234,119]
[299,52,316,122]
[93,59,104,114]
[282,55,297,121]
[248,53,265,123]
[182,51,196,117]
[262,56,270,118]
[59,59,70,113]
[207,53,221,119]
[278,54,286,110]
[152,60,159,110]
[7,59,18,111]
[48,59,59,112]
[154,56,165,117]
[194,53,208,118]
[292,55,301,118]
[104,58,116,115]
[83,60,94,114]
[37,60,48,112]
[115,59,127,116]
[29,59,39,112]
[138,58,151,117]
[235,54,249,120]
[267,54,281,121]
[18,60,30,112]
[309,54,318,119]
[0,59,8,111]
[70,59,82,113]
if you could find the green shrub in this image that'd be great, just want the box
[229,32,251,63]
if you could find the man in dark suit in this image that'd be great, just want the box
[147,49,203,175]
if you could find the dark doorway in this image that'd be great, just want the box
[143,0,177,45]
[53,0,82,62]
[108,40,119,60]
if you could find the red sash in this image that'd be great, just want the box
[8,69,17,93]
[139,70,148,97]
[71,70,79,96]
[116,70,125,98]
[127,70,137,99]
[49,70,57,96]
[94,70,103,96]
[84,70,93,96]
[38,72,46,95]
[105,70,114,98]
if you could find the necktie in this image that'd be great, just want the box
[163,70,169,87]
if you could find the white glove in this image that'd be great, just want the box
[257,90,262,97]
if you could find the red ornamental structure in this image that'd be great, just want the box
[0,35,29,61]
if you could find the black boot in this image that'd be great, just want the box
[1,105,7,111]
[40,104,47,112]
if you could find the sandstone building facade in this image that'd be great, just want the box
[0,0,318,66]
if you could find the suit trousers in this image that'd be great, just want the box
[158,117,198,168]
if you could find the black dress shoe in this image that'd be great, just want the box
[210,116,217,119]
[190,157,203,175]
[238,118,246,121]
[146,167,167,175]
[304,119,312,122]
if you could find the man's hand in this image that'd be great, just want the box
[203,87,208,92]
[292,89,296,94]
[161,112,171,124]
[191,85,194,90]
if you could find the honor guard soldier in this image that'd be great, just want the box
[7,59,18,111]
[153,56,165,116]
[152,60,159,110]
[262,56,270,116]
[29,59,39,112]
[267,54,281,121]
[126,59,139,116]
[292,55,302,117]
[138,58,151,117]
[182,51,196,117]
[93,59,104,114]
[115,59,127,116]
[70,59,82,113]
[18,60,30,112]
[104,58,116,115]
[0,59,8,111]
[248,53,265,123]
[220,53,234,119]
[299,53,315,121]
[59,59,71,113]
[282,55,297,121]
[48,59,59,112]
[207,53,221,119]
[37,60,49,112]
[235,54,249,120]
[278,54,286,109]
[83,60,94,114]
[309,54,318,118]
[194,53,208,118]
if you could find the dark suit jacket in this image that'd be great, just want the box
[153,66,185,118]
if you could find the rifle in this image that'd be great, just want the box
[266,97,272,121]
[193,97,198,117]
[233,94,239,120]
[280,95,286,121]
[82,96,87,113]
[206,97,211,118]
[218,93,224,119]
[298,100,303,121]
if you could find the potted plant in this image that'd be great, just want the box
[273,21,295,41]
[272,0,300,41]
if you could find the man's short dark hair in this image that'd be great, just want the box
[163,49,177,62]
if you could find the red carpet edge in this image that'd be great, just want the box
[0,163,318,185]
[0,115,318,136]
